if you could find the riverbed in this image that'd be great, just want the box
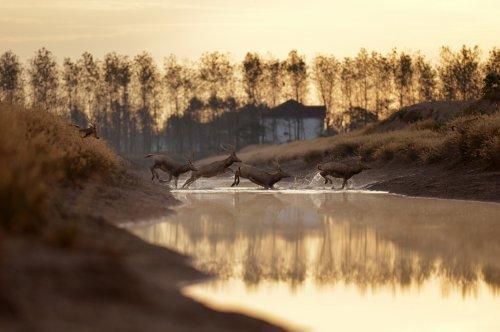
[128,189,500,332]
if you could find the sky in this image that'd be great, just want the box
[0,0,498,63]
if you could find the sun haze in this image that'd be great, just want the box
[0,0,498,61]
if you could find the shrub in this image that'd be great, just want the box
[0,104,126,233]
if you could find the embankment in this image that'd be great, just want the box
[0,104,284,332]
[202,99,500,202]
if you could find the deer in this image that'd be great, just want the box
[231,161,291,189]
[73,123,99,139]
[317,158,369,190]
[145,152,198,188]
[181,144,242,189]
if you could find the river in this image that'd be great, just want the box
[128,189,500,331]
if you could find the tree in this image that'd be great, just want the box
[0,51,23,104]
[340,57,356,122]
[482,47,499,100]
[62,58,86,125]
[164,54,184,116]
[79,52,101,115]
[484,47,500,76]
[414,54,437,102]
[28,48,59,111]
[394,52,414,108]
[371,52,393,117]
[284,50,308,103]
[242,52,264,105]
[438,45,482,100]
[354,48,372,110]
[312,55,340,129]
[134,52,162,153]
[263,57,285,107]
[199,52,233,101]
[104,52,130,150]
[454,45,482,100]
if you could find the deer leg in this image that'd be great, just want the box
[231,174,238,187]
[231,170,240,187]
[341,178,347,189]
[174,176,178,189]
[150,165,157,182]
[181,177,195,189]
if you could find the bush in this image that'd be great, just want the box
[0,104,125,233]
[233,110,500,171]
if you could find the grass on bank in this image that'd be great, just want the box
[0,103,125,234]
[238,109,500,170]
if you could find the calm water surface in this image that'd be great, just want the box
[129,191,500,332]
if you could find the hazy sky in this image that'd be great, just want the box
[0,0,498,62]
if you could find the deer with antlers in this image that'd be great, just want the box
[317,158,369,189]
[181,144,241,189]
[73,123,99,139]
[146,152,198,188]
[231,161,291,189]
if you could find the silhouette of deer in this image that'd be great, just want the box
[317,159,369,189]
[181,144,241,189]
[146,152,198,188]
[73,123,99,139]
[231,161,291,189]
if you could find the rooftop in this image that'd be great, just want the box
[263,100,326,119]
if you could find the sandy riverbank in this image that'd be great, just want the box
[0,174,285,332]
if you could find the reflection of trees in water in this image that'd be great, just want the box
[131,192,500,295]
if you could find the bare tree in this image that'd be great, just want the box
[134,52,162,153]
[164,54,185,116]
[312,55,340,129]
[354,48,372,110]
[62,58,86,125]
[371,52,393,117]
[438,45,482,101]
[263,57,285,107]
[28,48,59,111]
[394,52,414,108]
[242,52,264,105]
[414,54,437,102]
[454,46,482,100]
[199,52,233,101]
[0,51,24,105]
[484,47,500,75]
[284,50,308,103]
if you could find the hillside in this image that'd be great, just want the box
[0,104,283,332]
[201,99,500,201]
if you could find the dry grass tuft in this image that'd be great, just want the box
[0,103,126,233]
[233,111,500,170]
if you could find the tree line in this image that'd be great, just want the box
[0,46,498,157]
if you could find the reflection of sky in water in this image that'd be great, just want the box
[129,192,500,331]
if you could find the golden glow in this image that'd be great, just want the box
[1,0,499,61]
[129,192,500,331]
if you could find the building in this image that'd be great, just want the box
[261,99,326,144]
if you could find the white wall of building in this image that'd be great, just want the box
[262,118,323,144]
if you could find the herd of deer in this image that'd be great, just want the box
[72,124,368,190]
[145,144,369,190]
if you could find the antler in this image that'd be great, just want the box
[274,159,282,170]
[220,143,235,152]
[185,150,195,162]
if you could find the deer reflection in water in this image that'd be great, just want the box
[130,192,500,296]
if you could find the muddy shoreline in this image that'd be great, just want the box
[228,157,500,203]
[0,174,285,332]
[2,161,497,331]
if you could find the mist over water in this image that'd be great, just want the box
[129,190,500,331]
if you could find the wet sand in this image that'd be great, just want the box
[0,176,285,332]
